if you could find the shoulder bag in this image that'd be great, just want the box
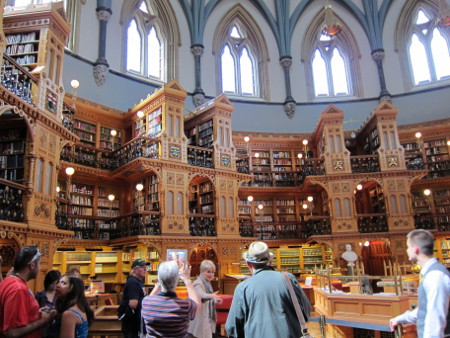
[282,272,315,338]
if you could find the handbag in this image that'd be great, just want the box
[282,272,315,338]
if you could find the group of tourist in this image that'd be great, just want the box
[0,229,448,338]
[119,242,312,338]
[0,246,93,338]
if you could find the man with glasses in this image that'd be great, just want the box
[0,246,56,337]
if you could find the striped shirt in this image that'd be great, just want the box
[142,291,197,338]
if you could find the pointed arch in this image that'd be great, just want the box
[212,5,270,100]
[301,7,362,100]
[395,0,450,89]
[121,0,180,82]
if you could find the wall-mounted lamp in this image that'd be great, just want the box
[137,110,145,118]
[302,196,314,217]
[108,194,115,213]
[65,167,75,199]
[244,136,251,154]
[247,195,254,202]
[302,139,309,157]
[65,167,75,176]
[56,186,60,193]
[423,189,432,210]
[364,241,370,247]
[415,132,423,151]
[70,79,80,111]
[357,184,363,191]
[136,183,144,192]
[110,129,117,137]
[447,140,450,146]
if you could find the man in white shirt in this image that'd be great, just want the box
[390,229,450,337]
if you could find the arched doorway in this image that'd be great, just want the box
[361,240,392,285]
[354,180,388,233]
[188,176,216,236]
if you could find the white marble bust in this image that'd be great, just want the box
[341,244,358,266]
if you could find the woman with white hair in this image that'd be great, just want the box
[188,260,223,338]
[141,260,201,337]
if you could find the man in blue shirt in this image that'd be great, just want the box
[226,241,311,338]
[390,229,450,337]
[118,259,149,338]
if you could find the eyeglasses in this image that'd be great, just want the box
[29,249,41,264]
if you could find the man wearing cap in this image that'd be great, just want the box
[118,258,149,338]
[0,246,56,338]
[226,241,312,338]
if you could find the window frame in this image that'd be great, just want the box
[301,8,362,101]
[396,0,450,90]
[212,5,269,101]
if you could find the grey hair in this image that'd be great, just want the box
[158,261,179,292]
[200,260,216,273]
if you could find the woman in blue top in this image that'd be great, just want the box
[55,274,94,338]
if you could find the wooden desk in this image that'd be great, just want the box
[88,305,121,338]
[314,288,411,326]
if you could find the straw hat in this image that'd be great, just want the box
[242,241,274,263]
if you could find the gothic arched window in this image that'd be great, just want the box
[302,9,361,100]
[220,25,258,97]
[125,1,165,80]
[396,1,450,89]
[213,6,269,100]
[408,8,450,85]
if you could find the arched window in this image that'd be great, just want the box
[125,1,164,80]
[220,197,226,218]
[396,1,450,88]
[177,192,183,215]
[35,158,44,193]
[220,25,258,96]
[302,9,361,100]
[390,195,398,214]
[228,197,234,218]
[344,198,351,217]
[122,1,180,81]
[408,8,450,85]
[166,191,173,214]
[399,194,408,214]
[44,162,53,195]
[213,6,269,99]
[334,198,342,217]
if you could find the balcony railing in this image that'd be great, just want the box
[1,55,36,105]
[300,217,332,238]
[413,213,435,230]
[357,214,387,233]
[437,214,450,231]
[0,179,25,222]
[427,160,450,178]
[405,155,425,170]
[187,146,213,168]
[188,215,216,236]
[350,155,380,173]
[109,212,160,239]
